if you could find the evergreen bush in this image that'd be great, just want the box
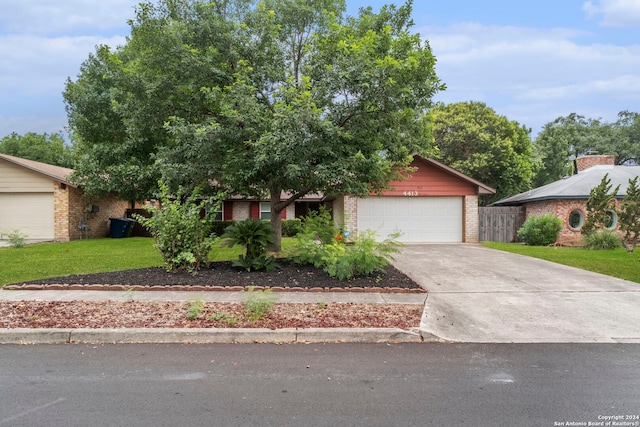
[517,213,563,246]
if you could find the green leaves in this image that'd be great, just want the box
[220,219,278,271]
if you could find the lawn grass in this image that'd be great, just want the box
[0,237,297,287]
[483,241,640,284]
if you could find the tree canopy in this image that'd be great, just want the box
[532,111,640,187]
[64,0,444,249]
[0,132,74,168]
[429,101,534,204]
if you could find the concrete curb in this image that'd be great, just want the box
[0,327,437,344]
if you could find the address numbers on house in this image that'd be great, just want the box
[402,191,419,196]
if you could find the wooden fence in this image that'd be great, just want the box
[479,206,526,243]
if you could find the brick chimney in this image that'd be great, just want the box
[576,154,615,172]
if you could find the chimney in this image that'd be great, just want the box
[576,154,615,172]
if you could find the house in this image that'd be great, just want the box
[0,153,130,243]
[491,154,640,245]
[221,155,496,243]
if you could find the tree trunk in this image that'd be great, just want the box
[270,189,283,252]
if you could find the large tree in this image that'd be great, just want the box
[430,101,534,204]
[0,132,74,168]
[65,0,444,250]
[532,111,640,187]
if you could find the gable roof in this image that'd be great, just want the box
[0,153,76,187]
[492,164,640,206]
[416,156,496,195]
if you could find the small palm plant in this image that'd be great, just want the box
[220,219,279,271]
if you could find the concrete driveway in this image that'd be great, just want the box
[392,244,640,343]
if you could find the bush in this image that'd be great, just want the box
[1,230,27,248]
[281,219,302,237]
[134,183,220,273]
[517,214,563,246]
[319,231,401,280]
[220,219,279,271]
[584,230,622,250]
[210,220,234,237]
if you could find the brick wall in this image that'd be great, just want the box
[53,182,70,241]
[576,155,615,172]
[464,195,479,243]
[341,196,357,238]
[54,185,129,241]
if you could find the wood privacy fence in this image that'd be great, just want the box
[479,206,526,243]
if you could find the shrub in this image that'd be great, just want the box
[584,230,622,250]
[291,207,339,266]
[1,230,27,248]
[281,219,302,237]
[220,219,279,271]
[210,220,234,237]
[134,182,220,273]
[517,214,563,246]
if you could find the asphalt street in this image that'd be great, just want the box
[1,343,639,427]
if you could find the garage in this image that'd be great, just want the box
[0,193,55,240]
[357,196,463,243]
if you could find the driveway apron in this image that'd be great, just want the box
[392,244,640,343]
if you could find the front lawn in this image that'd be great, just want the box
[483,242,640,284]
[0,237,296,287]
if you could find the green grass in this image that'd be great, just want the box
[0,237,297,287]
[483,242,640,284]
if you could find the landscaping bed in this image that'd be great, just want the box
[1,261,425,330]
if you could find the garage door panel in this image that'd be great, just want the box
[0,193,54,240]
[357,197,462,243]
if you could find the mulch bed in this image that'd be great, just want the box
[5,260,425,293]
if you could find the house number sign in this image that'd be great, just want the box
[402,191,419,196]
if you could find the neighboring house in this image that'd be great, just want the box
[0,153,130,242]
[491,154,640,245]
[222,155,496,243]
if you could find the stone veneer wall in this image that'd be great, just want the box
[464,195,479,243]
[53,182,70,241]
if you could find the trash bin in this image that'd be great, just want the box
[109,218,136,238]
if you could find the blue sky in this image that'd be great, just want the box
[1,0,639,140]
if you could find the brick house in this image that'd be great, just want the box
[491,154,640,245]
[0,153,130,242]
[221,155,495,243]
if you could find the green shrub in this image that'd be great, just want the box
[134,182,220,273]
[320,231,401,280]
[220,219,279,271]
[281,219,302,237]
[291,207,339,266]
[584,230,622,250]
[517,214,563,246]
[210,220,234,237]
[1,230,27,248]
[293,228,402,280]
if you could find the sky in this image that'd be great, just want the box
[0,0,639,140]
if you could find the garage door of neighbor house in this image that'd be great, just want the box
[357,196,463,243]
[0,193,55,240]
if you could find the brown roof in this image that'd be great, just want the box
[0,153,76,187]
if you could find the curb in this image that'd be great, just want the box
[0,327,440,344]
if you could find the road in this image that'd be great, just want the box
[1,343,639,427]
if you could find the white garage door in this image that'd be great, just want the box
[0,193,54,240]
[357,196,463,243]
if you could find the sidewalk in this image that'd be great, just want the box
[0,289,432,344]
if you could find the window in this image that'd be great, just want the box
[604,209,617,229]
[260,202,271,220]
[568,209,584,229]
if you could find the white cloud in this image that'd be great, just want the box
[583,0,640,27]
[422,22,640,133]
[0,34,127,96]
[0,0,140,35]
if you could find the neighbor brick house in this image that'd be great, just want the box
[491,154,640,245]
[0,153,130,242]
